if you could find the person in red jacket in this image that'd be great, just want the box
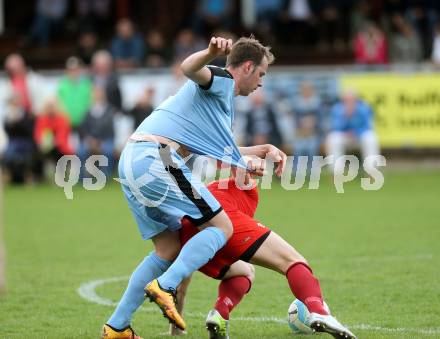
[34,98,73,161]
[353,22,387,66]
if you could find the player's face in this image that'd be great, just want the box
[239,57,268,96]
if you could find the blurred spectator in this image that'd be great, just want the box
[76,31,100,66]
[34,98,73,162]
[2,54,46,115]
[173,29,206,61]
[389,15,422,63]
[381,0,406,39]
[91,50,122,110]
[76,0,111,34]
[277,0,316,45]
[312,0,350,52]
[254,0,283,41]
[57,56,92,130]
[25,0,68,47]
[353,22,388,66]
[291,82,323,174]
[110,18,145,69]
[3,94,36,184]
[78,87,116,178]
[243,89,283,147]
[128,87,156,129]
[431,23,440,65]
[405,1,437,59]
[326,89,379,174]
[192,0,233,37]
[145,30,173,68]
[350,0,373,37]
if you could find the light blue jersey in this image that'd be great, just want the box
[136,66,246,168]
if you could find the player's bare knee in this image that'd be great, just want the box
[155,244,180,262]
[221,219,233,240]
[281,253,308,274]
[246,264,256,283]
[202,213,233,240]
[212,219,233,240]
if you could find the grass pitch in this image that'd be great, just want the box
[1,170,440,338]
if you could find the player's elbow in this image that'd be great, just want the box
[180,60,193,79]
[180,62,189,77]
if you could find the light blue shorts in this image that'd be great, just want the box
[118,141,222,240]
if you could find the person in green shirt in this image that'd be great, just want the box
[57,56,92,129]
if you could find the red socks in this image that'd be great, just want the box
[286,262,329,315]
[213,262,326,319]
[214,276,251,320]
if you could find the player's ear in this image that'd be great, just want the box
[243,61,253,74]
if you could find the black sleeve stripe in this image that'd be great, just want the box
[208,65,233,79]
[199,65,233,90]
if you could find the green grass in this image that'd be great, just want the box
[1,170,440,338]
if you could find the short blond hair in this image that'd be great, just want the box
[226,36,274,68]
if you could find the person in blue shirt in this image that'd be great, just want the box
[102,36,287,339]
[291,82,323,175]
[326,89,380,174]
[110,18,145,69]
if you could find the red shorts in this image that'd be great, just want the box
[180,210,271,279]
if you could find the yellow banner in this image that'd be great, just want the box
[341,74,440,147]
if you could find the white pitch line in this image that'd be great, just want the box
[77,275,440,336]
[350,324,440,335]
[77,276,125,307]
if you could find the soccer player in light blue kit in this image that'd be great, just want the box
[102,36,286,339]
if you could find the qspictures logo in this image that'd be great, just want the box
[54,145,386,201]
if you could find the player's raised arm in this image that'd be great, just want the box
[180,37,233,86]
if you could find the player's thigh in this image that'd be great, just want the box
[249,231,307,274]
[199,209,233,239]
[151,229,181,261]
[222,260,255,282]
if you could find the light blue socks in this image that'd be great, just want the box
[157,226,227,290]
[107,227,227,329]
[107,251,171,330]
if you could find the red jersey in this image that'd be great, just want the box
[180,178,270,279]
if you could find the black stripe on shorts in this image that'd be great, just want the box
[158,143,223,226]
[239,230,271,262]
[214,230,272,280]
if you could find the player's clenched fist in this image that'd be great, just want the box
[208,37,233,57]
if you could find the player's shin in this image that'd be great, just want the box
[157,226,227,290]
[107,251,171,330]
[286,262,329,315]
[214,276,252,320]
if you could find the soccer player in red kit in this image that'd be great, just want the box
[178,178,357,339]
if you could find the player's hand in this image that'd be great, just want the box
[264,145,287,177]
[208,37,233,57]
[243,155,266,177]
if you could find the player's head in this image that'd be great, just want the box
[226,36,274,96]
